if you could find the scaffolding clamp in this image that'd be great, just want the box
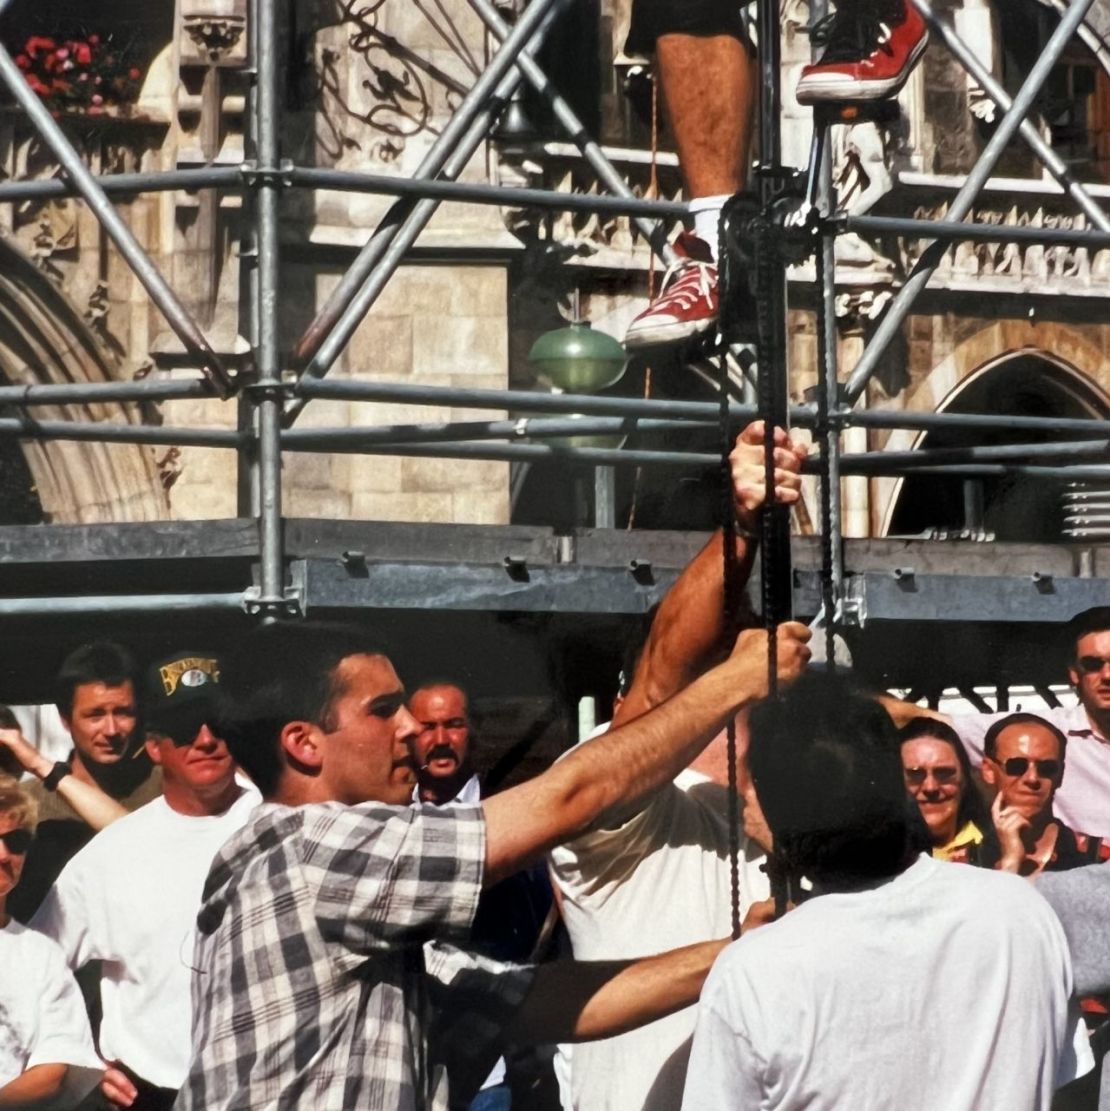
[239,159,295,189]
[837,575,868,629]
[242,581,304,621]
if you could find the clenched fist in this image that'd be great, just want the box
[730,421,808,533]
[726,622,811,701]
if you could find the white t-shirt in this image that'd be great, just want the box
[550,769,769,1111]
[0,918,100,1098]
[682,854,1092,1111]
[31,787,258,1088]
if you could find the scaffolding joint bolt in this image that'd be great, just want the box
[1031,571,1054,592]
[629,558,654,584]
[503,555,529,582]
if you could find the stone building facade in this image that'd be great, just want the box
[0,0,1108,544]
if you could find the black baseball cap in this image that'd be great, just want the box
[145,651,221,744]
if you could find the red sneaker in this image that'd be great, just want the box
[795,0,928,104]
[624,233,718,350]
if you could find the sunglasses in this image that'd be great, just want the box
[903,766,959,787]
[0,828,32,854]
[1000,757,1061,778]
[1076,656,1110,674]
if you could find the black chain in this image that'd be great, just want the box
[814,222,837,672]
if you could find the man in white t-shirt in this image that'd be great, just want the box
[0,774,101,1107]
[550,422,805,1111]
[682,675,1091,1111]
[32,650,259,1109]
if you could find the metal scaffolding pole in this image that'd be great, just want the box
[0,166,244,205]
[0,378,215,407]
[843,0,1097,405]
[910,0,1110,232]
[252,0,291,619]
[0,593,247,617]
[841,213,1110,250]
[0,46,232,397]
[468,0,676,262]
[286,0,566,424]
[0,418,241,448]
[287,166,687,220]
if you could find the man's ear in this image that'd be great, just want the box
[980,758,999,788]
[1068,665,1080,690]
[280,721,324,772]
[144,737,164,766]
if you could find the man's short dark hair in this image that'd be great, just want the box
[54,641,137,717]
[748,674,910,885]
[1064,607,1110,660]
[218,622,394,798]
[983,712,1067,762]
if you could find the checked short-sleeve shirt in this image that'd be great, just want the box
[175,800,533,1111]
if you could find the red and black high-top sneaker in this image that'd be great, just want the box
[796,0,928,104]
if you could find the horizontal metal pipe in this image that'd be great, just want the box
[288,166,689,220]
[835,407,1110,438]
[282,435,719,468]
[281,415,713,446]
[0,166,243,204]
[833,439,1110,469]
[0,592,246,617]
[0,418,243,448]
[0,378,216,407]
[841,213,1110,251]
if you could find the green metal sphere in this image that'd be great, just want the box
[528,321,627,394]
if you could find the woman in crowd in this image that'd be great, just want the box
[899,717,996,864]
[0,774,101,1109]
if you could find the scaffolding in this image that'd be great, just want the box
[0,0,1108,700]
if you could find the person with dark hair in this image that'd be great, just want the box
[10,642,159,921]
[978,712,1107,876]
[177,610,810,1111]
[899,716,994,864]
[33,651,258,1111]
[549,422,802,1111]
[883,607,1110,840]
[681,674,1092,1110]
[411,682,479,807]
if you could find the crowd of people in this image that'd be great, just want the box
[2,422,1110,1111]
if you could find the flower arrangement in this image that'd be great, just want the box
[13,34,143,115]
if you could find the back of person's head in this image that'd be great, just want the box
[983,711,1067,762]
[0,705,20,777]
[0,773,38,832]
[218,621,393,798]
[749,673,909,886]
[54,641,137,717]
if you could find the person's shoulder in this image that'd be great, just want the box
[0,918,70,968]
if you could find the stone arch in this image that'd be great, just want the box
[874,320,1110,537]
[0,239,168,523]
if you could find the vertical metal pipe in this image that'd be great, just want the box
[254,0,287,617]
[913,0,1110,233]
[0,42,231,396]
[594,465,616,528]
[468,0,676,265]
[843,0,1096,403]
[289,0,565,384]
[240,0,262,517]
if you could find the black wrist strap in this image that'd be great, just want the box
[42,761,70,792]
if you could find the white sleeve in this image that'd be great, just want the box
[26,945,100,1073]
[29,858,101,969]
[1058,999,1095,1089]
[680,994,764,1110]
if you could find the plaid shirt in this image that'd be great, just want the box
[175,801,533,1111]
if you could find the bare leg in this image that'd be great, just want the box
[655,33,756,198]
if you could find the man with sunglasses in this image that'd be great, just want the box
[980,713,1107,875]
[31,651,258,1110]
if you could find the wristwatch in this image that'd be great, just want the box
[42,761,71,792]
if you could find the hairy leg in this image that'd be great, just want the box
[655,32,756,198]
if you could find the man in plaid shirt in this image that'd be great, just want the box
[172,605,808,1109]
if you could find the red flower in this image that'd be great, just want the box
[87,34,99,45]
[25,75,48,94]
[75,43,92,65]
[128,67,141,80]
[87,104,102,116]
[24,36,56,57]
[90,93,103,105]
[14,54,29,70]
[55,47,69,60]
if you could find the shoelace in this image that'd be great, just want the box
[810,3,901,63]
[653,257,716,312]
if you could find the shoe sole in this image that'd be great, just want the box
[624,315,718,351]
[795,31,929,105]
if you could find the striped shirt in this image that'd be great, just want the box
[176,800,533,1110]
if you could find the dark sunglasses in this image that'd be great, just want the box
[0,828,32,854]
[1001,757,1061,778]
[1077,656,1110,674]
[904,766,960,786]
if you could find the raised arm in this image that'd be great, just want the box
[482,623,811,885]
[0,728,127,831]
[615,422,807,727]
